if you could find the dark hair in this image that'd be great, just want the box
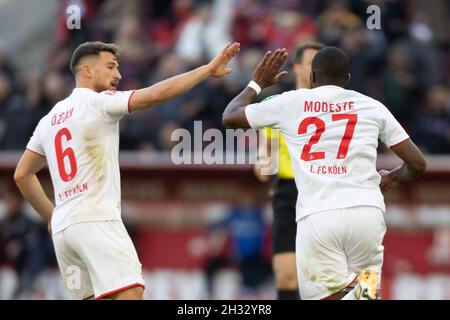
[70,41,120,75]
[311,46,349,83]
[293,42,325,64]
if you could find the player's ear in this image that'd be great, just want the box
[344,73,351,86]
[81,64,93,79]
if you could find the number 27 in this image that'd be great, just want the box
[298,114,357,161]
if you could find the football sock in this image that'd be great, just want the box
[341,287,357,300]
[278,289,300,300]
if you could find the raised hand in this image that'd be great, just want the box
[207,42,241,78]
[252,48,289,89]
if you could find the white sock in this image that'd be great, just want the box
[341,287,357,300]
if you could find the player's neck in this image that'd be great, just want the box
[75,79,97,92]
[296,79,309,89]
[75,85,95,91]
[313,82,343,88]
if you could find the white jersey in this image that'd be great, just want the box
[27,88,135,235]
[245,85,409,221]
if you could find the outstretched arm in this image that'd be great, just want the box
[129,43,240,112]
[222,48,288,128]
[14,150,54,224]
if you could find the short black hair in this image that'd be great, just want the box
[70,41,120,75]
[293,42,325,64]
[311,46,349,83]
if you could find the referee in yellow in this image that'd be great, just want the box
[254,43,324,300]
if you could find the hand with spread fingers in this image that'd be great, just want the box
[207,42,241,78]
[252,48,289,89]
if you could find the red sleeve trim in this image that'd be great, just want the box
[26,148,45,157]
[128,90,136,114]
[389,137,410,149]
[320,274,358,300]
[95,282,145,300]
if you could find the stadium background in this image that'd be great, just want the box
[0,0,449,299]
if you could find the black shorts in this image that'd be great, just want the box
[271,179,298,254]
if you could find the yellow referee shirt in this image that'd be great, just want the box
[263,127,294,180]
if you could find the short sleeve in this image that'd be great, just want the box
[379,103,410,148]
[97,90,135,122]
[26,124,45,156]
[245,93,285,129]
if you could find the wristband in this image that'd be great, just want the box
[247,80,262,95]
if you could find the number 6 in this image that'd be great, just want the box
[55,128,77,182]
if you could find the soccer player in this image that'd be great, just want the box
[254,43,324,300]
[14,41,240,300]
[222,47,426,300]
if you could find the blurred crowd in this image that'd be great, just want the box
[0,0,449,299]
[0,0,449,153]
[0,182,57,299]
[202,187,272,298]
